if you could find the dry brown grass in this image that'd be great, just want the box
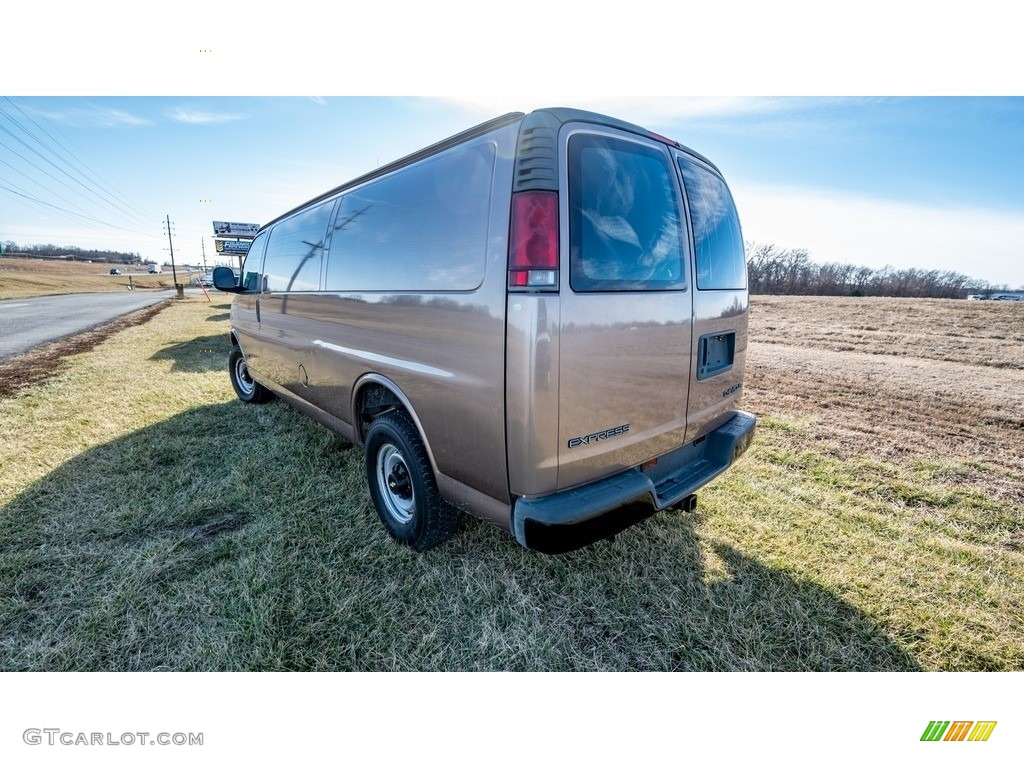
[0,256,178,299]
[745,295,1024,506]
[751,295,1024,369]
[0,256,131,275]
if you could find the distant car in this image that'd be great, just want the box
[148,265,162,274]
[109,268,122,275]
[199,275,214,287]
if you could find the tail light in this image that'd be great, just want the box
[508,190,558,291]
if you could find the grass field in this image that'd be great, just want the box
[0,256,179,300]
[0,296,1021,670]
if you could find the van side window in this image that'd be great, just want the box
[240,230,268,292]
[677,156,746,291]
[325,143,496,292]
[262,201,333,292]
[568,134,685,292]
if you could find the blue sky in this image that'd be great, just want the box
[3,95,1021,287]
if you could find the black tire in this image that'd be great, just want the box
[228,344,274,404]
[364,410,460,551]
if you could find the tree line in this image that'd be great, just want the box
[745,242,1015,298]
[1,241,142,264]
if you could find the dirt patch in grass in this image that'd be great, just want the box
[0,299,171,399]
[190,513,246,540]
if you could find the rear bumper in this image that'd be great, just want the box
[512,410,756,553]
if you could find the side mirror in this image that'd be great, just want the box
[213,266,241,292]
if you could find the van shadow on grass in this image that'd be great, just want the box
[1,399,921,671]
[149,334,232,374]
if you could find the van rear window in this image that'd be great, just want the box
[677,156,746,291]
[568,134,685,292]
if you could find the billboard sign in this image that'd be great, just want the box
[215,239,252,255]
[212,221,259,237]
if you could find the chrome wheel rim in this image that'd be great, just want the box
[234,356,254,397]
[377,444,415,524]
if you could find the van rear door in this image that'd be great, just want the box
[674,152,749,440]
[555,126,693,490]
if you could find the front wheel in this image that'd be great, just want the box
[228,344,273,404]
[364,411,459,551]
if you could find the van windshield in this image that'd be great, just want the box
[568,134,686,292]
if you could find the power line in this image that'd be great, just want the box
[0,181,161,238]
[0,154,108,225]
[0,183,114,237]
[2,97,158,224]
[0,115,152,233]
[0,138,156,238]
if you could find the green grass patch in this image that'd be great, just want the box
[1,299,1022,670]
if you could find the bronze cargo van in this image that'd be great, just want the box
[214,107,756,553]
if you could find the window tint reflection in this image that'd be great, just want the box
[677,156,746,290]
[326,144,495,291]
[262,201,333,292]
[240,231,268,292]
[569,134,685,292]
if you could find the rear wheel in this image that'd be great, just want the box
[228,344,273,404]
[364,411,459,551]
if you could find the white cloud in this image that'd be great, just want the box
[94,108,150,127]
[732,182,1024,288]
[170,110,245,124]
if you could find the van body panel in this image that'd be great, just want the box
[257,293,325,400]
[555,293,692,490]
[231,293,260,363]
[686,289,749,440]
[505,293,560,496]
[304,292,510,503]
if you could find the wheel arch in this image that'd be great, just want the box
[352,374,440,476]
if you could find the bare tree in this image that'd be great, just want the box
[746,242,982,299]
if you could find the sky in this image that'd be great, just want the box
[4,95,1021,288]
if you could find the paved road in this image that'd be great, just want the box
[0,290,175,361]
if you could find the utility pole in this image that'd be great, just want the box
[201,238,208,274]
[164,214,181,298]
